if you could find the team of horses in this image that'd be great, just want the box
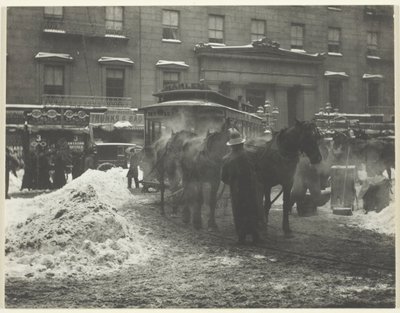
[144,119,394,237]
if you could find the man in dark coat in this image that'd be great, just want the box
[221,129,261,244]
[127,148,141,189]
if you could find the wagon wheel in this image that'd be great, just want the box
[97,162,115,171]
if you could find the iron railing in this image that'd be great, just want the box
[41,94,134,108]
[42,19,129,38]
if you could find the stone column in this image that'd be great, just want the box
[274,85,288,130]
[303,86,317,121]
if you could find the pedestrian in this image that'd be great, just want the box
[71,151,84,179]
[6,148,19,199]
[221,129,262,245]
[53,151,67,189]
[83,147,96,172]
[21,151,35,191]
[37,146,51,190]
[127,147,141,189]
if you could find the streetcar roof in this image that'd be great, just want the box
[140,100,262,121]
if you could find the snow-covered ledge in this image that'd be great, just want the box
[156,60,189,69]
[162,39,182,44]
[328,52,343,57]
[324,71,349,78]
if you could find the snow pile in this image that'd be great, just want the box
[350,202,395,236]
[5,168,160,279]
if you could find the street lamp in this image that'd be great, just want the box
[256,100,279,131]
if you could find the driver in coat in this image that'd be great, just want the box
[221,129,262,245]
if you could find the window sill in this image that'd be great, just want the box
[43,29,66,34]
[207,42,226,47]
[290,48,306,53]
[162,39,182,44]
[328,52,343,57]
[366,55,381,60]
[105,34,128,39]
[328,7,342,11]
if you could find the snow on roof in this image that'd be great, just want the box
[98,57,134,64]
[324,71,349,77]
[156,60,189,68]
[363,74,384,79]
[35,52,73,61]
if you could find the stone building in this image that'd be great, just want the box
[6,5,394,133]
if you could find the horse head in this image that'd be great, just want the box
[203,122,232,162]
[295,120,322,164]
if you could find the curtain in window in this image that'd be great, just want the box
[328,28,341,53]
[291,24,304,48]
[106,7,123,32]
[162,10,179,39]
[209,15,224,43]
[44,66,64,94]
[251,19,265,41]
[44,7,63,17]
[106,68,124,97]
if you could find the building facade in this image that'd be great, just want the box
[6,5,395,131]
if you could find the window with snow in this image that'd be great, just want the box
[367,81,380,107]
[163,72,180,89]
[291,23,304,50]
[44,65,64,95]
[367,32,378,56]
[328,80,342,110]
[105,7,123,34]
[162,10,179,40]
[44,7,63,19]
[328,27,341,53]
[106,68,124,98]
[251,19,266,42]
[209,15,224,44]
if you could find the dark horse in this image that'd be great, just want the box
[246,120,322,236]
[180,122,231,229]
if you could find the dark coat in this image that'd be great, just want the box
[53,154,66,188]
[221,148,259,237]
[127,152,140,178]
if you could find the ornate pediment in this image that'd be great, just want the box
[251,37,280,49]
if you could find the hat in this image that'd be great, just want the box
[226,129,245,146]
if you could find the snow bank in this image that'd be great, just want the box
[350,202,395,236]
[5,168,160,279]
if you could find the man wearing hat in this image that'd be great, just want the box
[221,129,262,244]
[127,147,141,189]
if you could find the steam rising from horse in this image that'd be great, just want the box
[180,122,231,229]
[147,121,231,229]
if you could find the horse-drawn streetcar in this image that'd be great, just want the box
[140,85,264,147]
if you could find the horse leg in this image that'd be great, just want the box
[282,185,294,237]
[159,163,165,216]
[192,182,203,230]
[207,179,220,231]
[264,185,272,227]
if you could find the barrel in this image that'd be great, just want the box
[330,165,356,215]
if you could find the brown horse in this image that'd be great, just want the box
[180,122,231,230]
[246,120,322,236]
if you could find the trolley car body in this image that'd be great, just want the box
[141,88,263,146]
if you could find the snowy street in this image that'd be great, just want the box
[4,168,395,308]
